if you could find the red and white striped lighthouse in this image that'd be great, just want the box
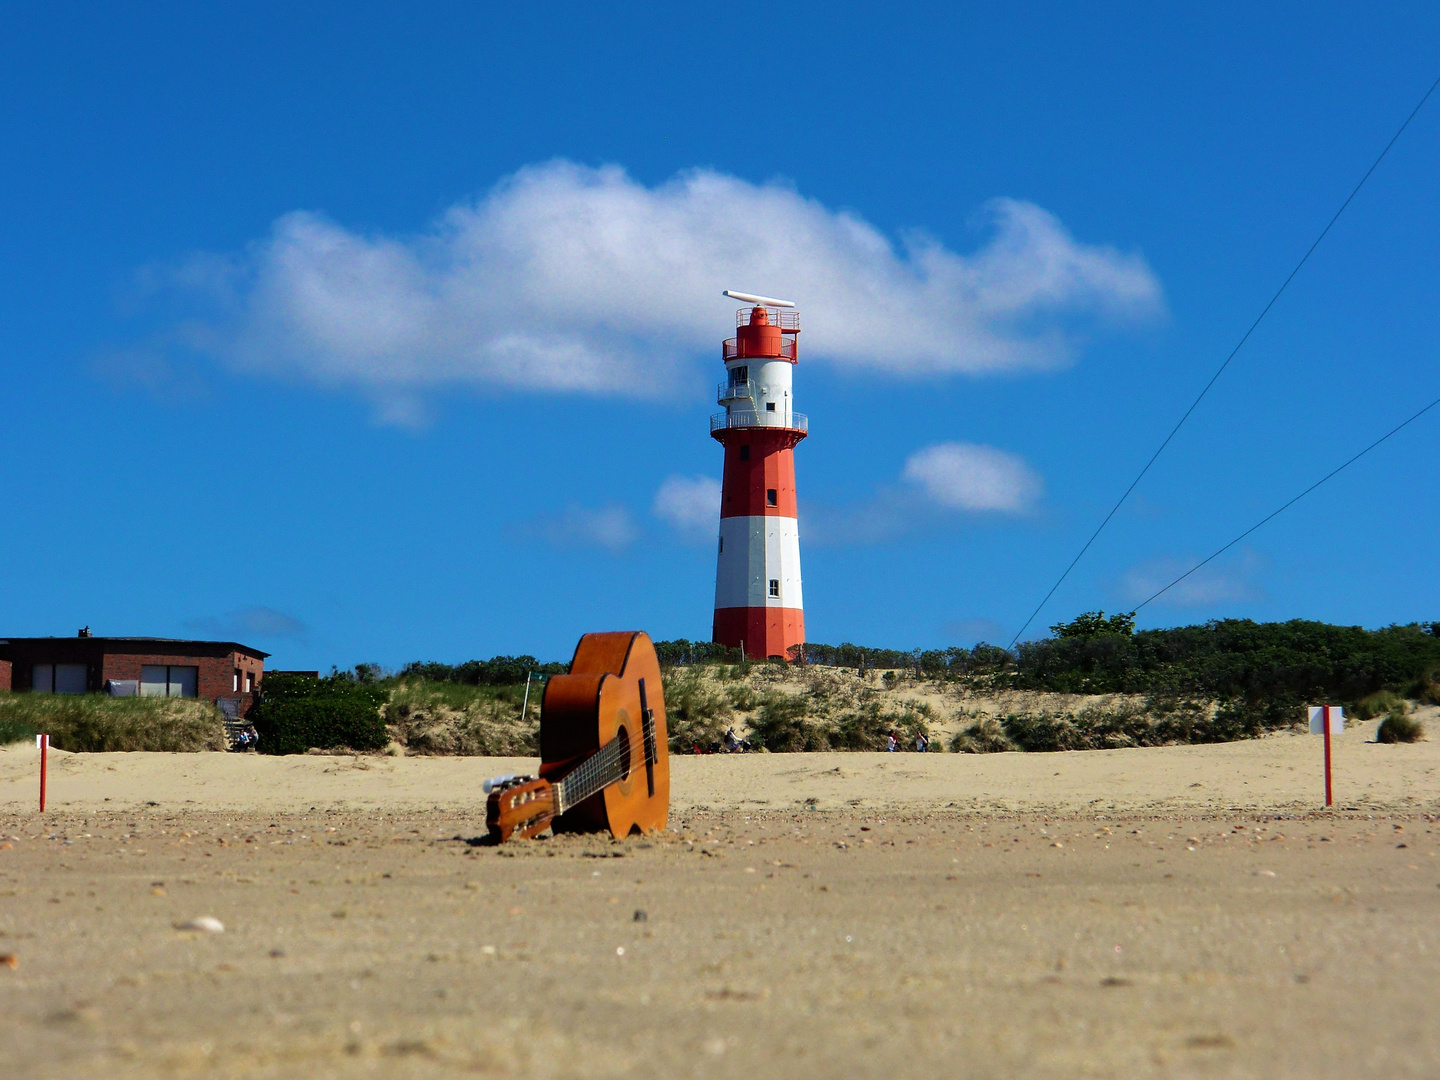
[711,291,807,661]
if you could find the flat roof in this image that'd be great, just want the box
[0,637,270,659]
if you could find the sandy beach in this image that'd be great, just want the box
[2,728,1438,1078]
[3,714,1438,817]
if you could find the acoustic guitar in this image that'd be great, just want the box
[485,631,670,842]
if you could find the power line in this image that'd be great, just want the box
[1008,71,1440,647]
[1134,390,1440,611]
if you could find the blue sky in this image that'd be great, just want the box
[4,3,1440,669]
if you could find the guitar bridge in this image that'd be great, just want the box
[638,678,657,797]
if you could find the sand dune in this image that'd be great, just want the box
[2,715,1436,815]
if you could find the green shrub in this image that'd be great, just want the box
[726,683,759,711]
[251,673,387,754]
[1408,667,1440,704]
[834,700,929,750]
[1051,611,1137,639]
[0,694,225,752]
[951,717,1013,753]
[0,703,37,747]
[1014,619,1440,703]
[398,655,565,686]
[663,668,733,753]
[994,697,1281,753]
[653,639,739,666]
[747,693,930,752]
[749,691,822,751]
[1353,690,1407,721]
[1376,713,1426,743]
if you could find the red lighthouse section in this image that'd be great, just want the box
[711,301,807,661]
[719,430,801,519]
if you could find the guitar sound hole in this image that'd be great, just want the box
[615,725,633,781]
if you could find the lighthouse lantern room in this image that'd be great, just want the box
[711,291,807,661]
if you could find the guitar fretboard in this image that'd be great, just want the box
[554,719,658,814]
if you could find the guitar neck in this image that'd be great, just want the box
[555,723,657,814]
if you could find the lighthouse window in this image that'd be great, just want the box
[731,366,747,384]
[739,445,749,461]
[769,579,780,598]
[718,537,723,554]
[765,401,776,412]
[766,489,777,507]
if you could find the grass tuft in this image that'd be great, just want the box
[0,693,226,752]
[1353,690,1407,722]
[1376,712,1426,744]
[0,706,37,747]
[384,680,537,755]
[950,717,1013,753]
[663,667,733,752]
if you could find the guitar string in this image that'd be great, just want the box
[554,721,658,812]
[499,719,658,834]
[556,736,627,810]
[562,732,636,806]
[557,747,621,812]
[532,702,663,812]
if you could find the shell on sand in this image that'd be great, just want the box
[174,916,224,934]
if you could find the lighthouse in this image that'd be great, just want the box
[711,290,807,661]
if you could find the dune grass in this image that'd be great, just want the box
[1376,712,1426,743]
[663,667,734,752]
[1353,690,1408,722]
[383,680,537,755]
[0,693,227,752]
[0,707,37,747]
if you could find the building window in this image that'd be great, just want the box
[233,670,241,692]
[769,579,780,598]
[731,366,747,384]
[766,488,778,507]
[765,401,776,412]
[32,664,86,695]
[245,671,254,692]
[718,536,724,554]
[140,665,199,698]
[739,445,749,461]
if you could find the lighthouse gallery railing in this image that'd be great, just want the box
[710,411,808,433]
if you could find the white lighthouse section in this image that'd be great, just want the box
[714,516,803,609]
[721,358,796,428]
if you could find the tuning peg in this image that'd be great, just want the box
[483,774,533,794]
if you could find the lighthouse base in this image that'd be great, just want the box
[713,606,805,662]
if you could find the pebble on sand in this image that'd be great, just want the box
[175,916,225,934]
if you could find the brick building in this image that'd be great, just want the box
[0,634,268,717]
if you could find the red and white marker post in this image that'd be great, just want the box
[1307,706,1344,807]
[36,733,49,812]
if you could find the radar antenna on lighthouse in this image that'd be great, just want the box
[723,289,796,308]
[710,290,807,661]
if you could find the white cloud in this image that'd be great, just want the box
[185,606,307,640]
[527,503,639,553]
[652,475,720,539]
[168,160,1162,414]
[801,441,1043,545]
[1118,550,1266,608]
[903,442,1042,513]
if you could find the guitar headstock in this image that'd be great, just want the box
[485,775,557,842]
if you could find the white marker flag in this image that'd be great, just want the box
[1308,706,1344,734]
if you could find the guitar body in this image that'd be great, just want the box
[538,631,670,837]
